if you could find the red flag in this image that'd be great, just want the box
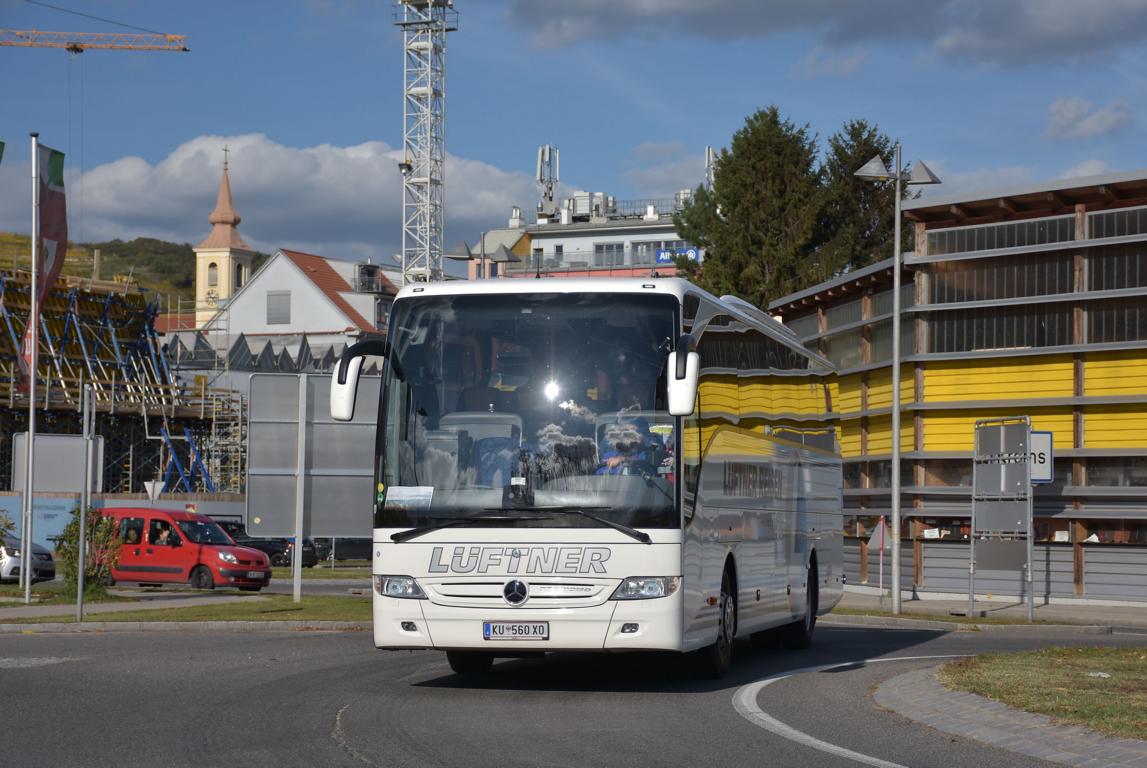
[18,143,67,390]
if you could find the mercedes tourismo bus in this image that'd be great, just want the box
[330,278,843,677]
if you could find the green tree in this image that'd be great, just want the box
[54,507,120,595]
[0,511,13,539]
[674,106,824,309]
[818,119,914,275]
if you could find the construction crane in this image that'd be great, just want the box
[0,29,189,53]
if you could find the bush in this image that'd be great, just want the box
[55,508,120,595]
[0,512,12,539]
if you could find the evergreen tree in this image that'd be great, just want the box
[674,106,823,309]
[818,119,912,275]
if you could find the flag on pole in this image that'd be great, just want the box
[0,140,6,166]
[19,143,68,388]
[36,143,68,305]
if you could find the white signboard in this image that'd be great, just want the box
[1029,431,1054,484]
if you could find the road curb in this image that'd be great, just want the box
[0,621,370,634]
[822,614,1113,634]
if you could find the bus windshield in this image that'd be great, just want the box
[377,292,679,530]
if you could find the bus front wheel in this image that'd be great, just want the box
[693,567,736,678]
[446,651,494,675]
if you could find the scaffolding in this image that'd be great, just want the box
[0,269,245,494]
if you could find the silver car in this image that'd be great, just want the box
[0,535,56,583]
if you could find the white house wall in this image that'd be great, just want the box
[208,253,353,336]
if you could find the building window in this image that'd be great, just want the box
[208,262,218,287]
[593,242,624,267]
[1089,244,1147,291]
[1089,206,1147,240]
[927,215,1074,257]
[234,264,244,290]
[929,304,1072,353]
[267,291,291,325]
[930,253,1074,304]
[824,328,862,369]
[1088,297,1147,343]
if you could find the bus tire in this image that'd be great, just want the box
[446,651,494,675]
[694,566,736,678]
[782,558,818,650]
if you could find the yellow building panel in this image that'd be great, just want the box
[923,408,1073,452]
[865,415,914,454]
[866,366,911,410]
[837,373,863,415]
[1085,405,1147,448]
[1085,351,1147,397]
[839,421,862,458]
[924,355,1073,402]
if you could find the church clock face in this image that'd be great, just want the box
[205,288,219,306]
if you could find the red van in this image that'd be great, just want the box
[103,507,271,591]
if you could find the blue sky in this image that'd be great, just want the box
[1,0,1146,262]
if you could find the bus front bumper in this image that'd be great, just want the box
[374,591,684,653]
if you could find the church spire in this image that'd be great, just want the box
[197,146,250,250]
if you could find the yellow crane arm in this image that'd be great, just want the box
[0,29,189,53]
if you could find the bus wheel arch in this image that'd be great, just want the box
[692,556,738,678]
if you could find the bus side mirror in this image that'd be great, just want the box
[330,339,389,422]
[330,356,365,421]
[667,334,698,417]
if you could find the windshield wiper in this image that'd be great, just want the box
[485,505,652,544]
[391,513,544,543]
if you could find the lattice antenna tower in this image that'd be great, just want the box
[394,1,458,285]
[537,144,559,217]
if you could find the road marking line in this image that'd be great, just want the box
[733,654,969,768]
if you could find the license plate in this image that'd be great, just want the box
[246,571,265,579]
[483,621,549,640]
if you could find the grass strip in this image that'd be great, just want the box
[0,583,139,605]
[270,566,371,581]
[7,593,371,624]
[939,647,1147,740]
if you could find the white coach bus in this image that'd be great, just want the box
[331,278,843,677]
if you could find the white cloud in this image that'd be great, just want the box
[509,0,1147,66]
[1058,159,1112,179]
[620,141,706,198]
[0,134,538,262]
[1046,98,1132,140]
[796,47,866,78]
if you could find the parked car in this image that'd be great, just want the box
[215,522,318,568]
[312,537,373,561]
[0,535,56,583]
[102,507,270,591]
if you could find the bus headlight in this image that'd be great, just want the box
[374,575,427,599]
[610,576,680,600]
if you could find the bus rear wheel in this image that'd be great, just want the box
[782,559,818,650]
[446,651,494,675]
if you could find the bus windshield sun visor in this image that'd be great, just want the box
[338,339,404,384]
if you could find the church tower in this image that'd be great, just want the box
[195,149,254,328]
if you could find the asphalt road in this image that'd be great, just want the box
[4,626,1145,767]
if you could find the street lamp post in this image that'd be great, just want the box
[855,143,940,614]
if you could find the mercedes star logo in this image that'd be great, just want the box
[503,580,529,606]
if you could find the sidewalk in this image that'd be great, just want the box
[833,588,1147,631]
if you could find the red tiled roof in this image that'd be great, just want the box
[279,249,377,332]
[154,312,197,334]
